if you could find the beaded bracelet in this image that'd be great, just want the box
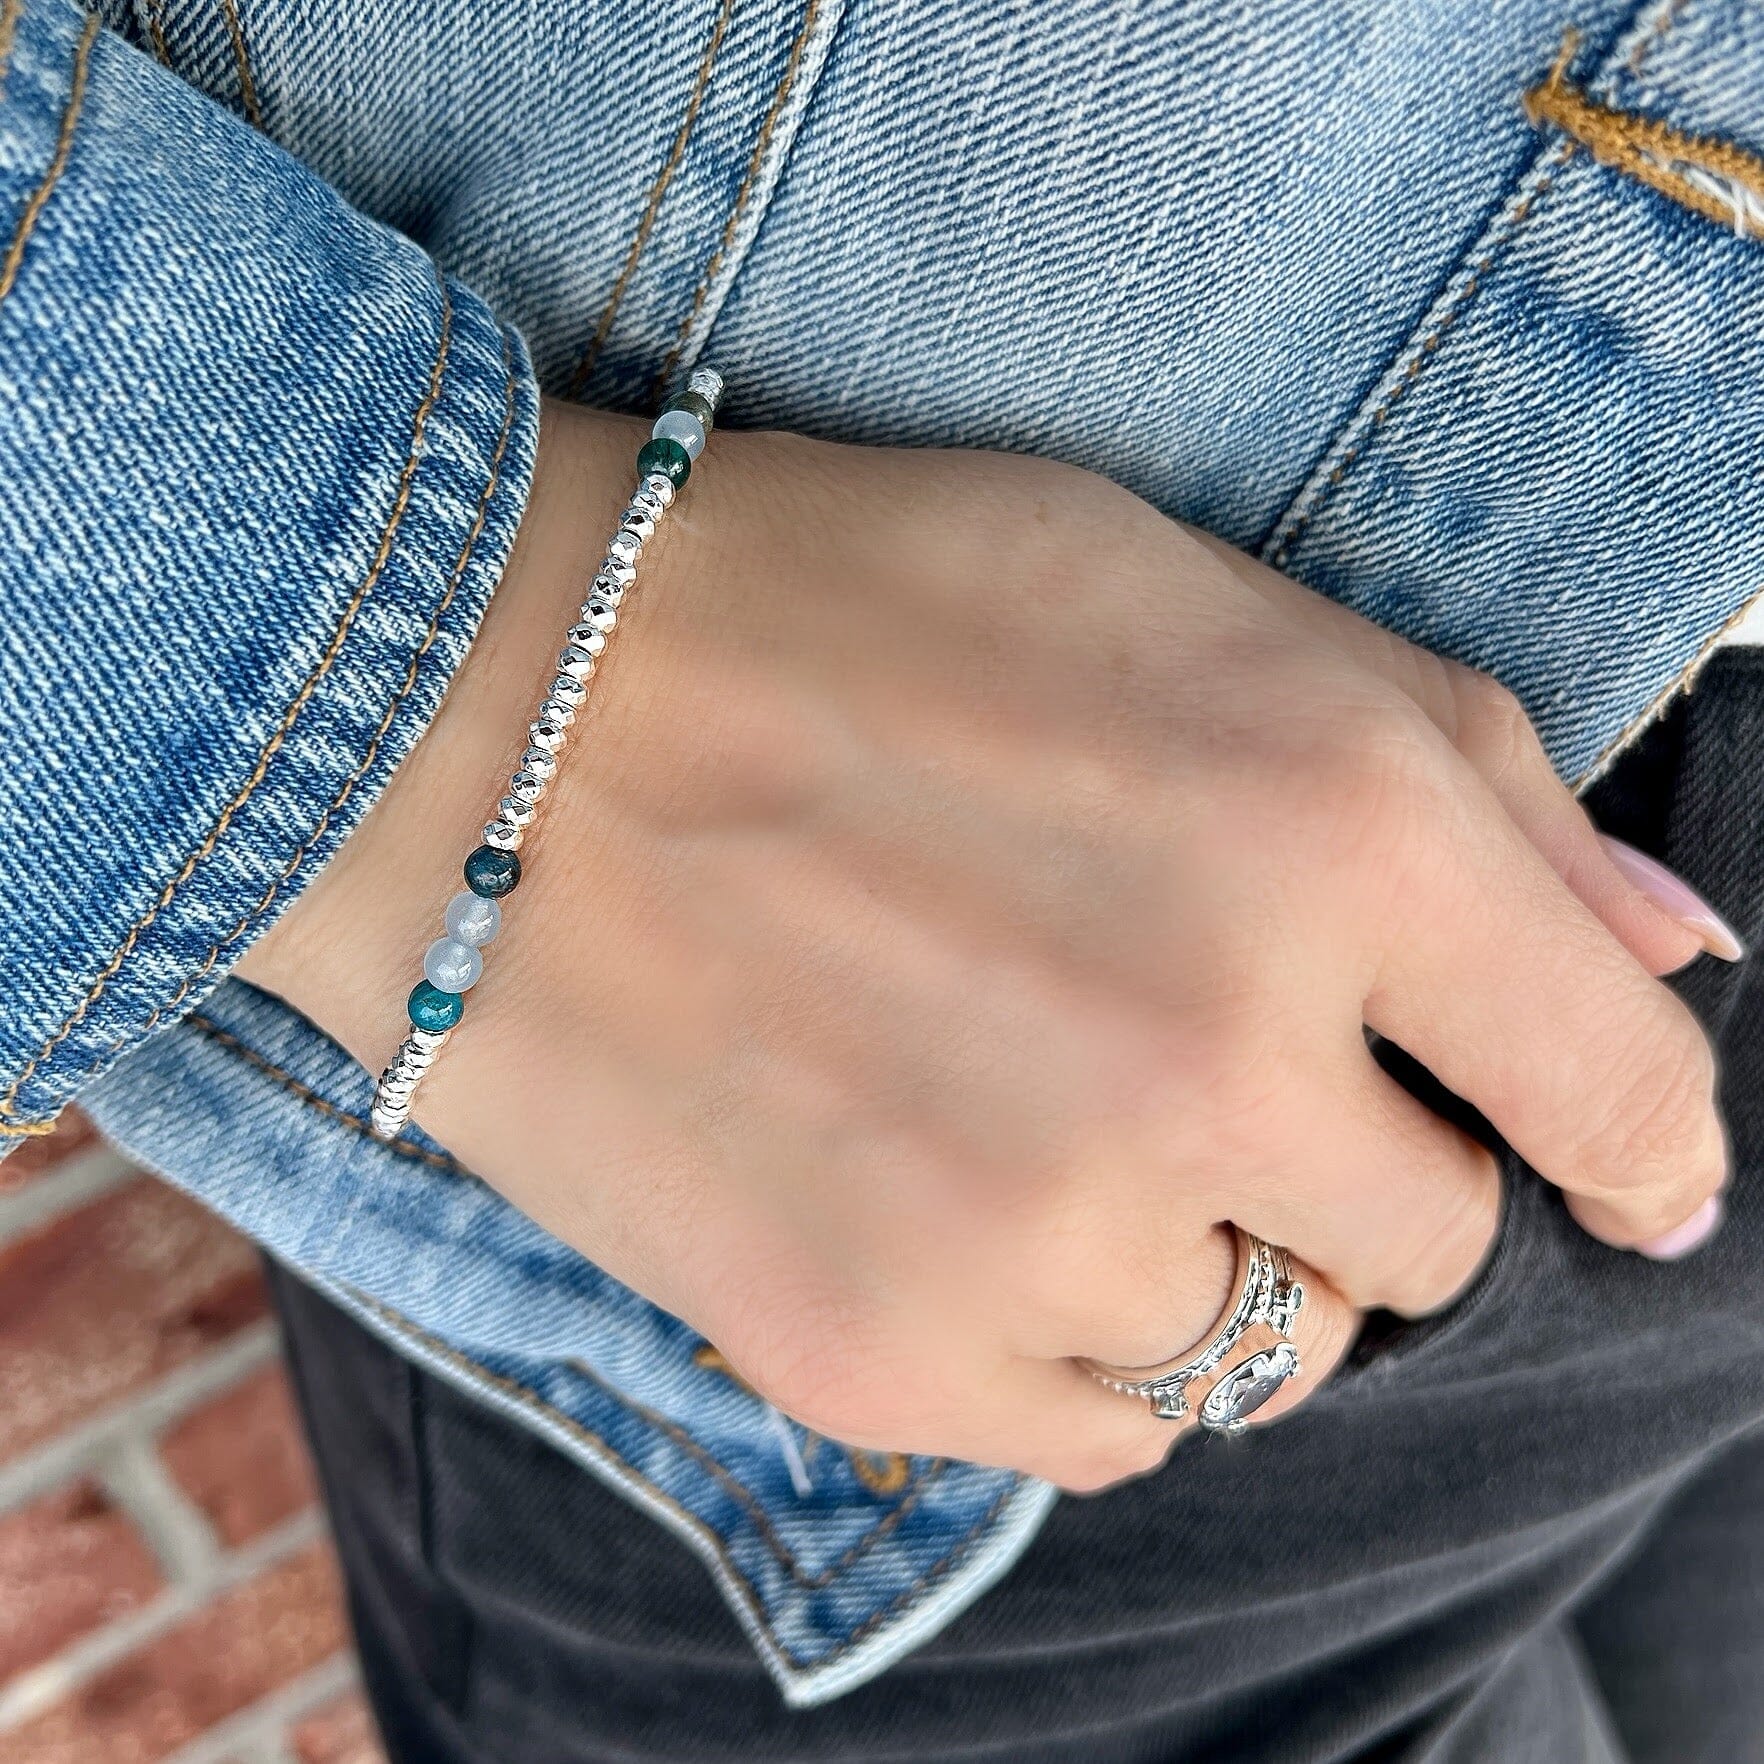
[369,368,726,1141]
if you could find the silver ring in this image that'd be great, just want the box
[1079,1227,1306,1434]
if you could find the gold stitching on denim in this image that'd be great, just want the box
[136,328,521,1038]
[0,10,96,305]
[359,1299,1012,1672]
[567,0,735,395]
[0,0,25,101]
[1263,7,1686,569]
[1526,30,1764,238]
[1629,0,1686,73]
[652,0,822,401]
[185,1015,469,1175]
[217,0,260,126]
[0,271,454,1133]
[1262,143,1573,569]
[569,1356,946,1589]
[693,1343,916,1499]
[143,0,170,65]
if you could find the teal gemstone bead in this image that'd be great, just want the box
[663,389,716,432]
[636,436,691,487]
[408,980,464,1032]
[464,844,521,898]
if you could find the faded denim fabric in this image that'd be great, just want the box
[1,0,1762,1707]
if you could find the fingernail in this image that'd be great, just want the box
[1599,836,1745,962]
[1637,1194,1725,1261]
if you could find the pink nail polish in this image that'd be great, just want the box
[1599,836,1745,962]
[1637,1194,1725,1261]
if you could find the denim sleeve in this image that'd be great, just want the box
[0,0,540,1148]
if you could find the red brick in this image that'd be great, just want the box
[0,1478,162,1681]
[291,1690,388,1764]
[0,1178,268,1466]
[0,1541,351,1764]
[0,1110,99,1194]
[159,1364,317,1548]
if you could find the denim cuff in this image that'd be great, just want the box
[0,0,541,1145]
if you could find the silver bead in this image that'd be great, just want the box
[578,597,618,633]
[619,508,656,544]
[408,1027,450,1053]
[686,366,724,406]
[370,1109,405,1141]
[550,674,587,708]
[507,769,545,806]
[499,792,535,829]
[529,716,569,751]
[538,695,577,728]
[564,624,608,656]
[591,574,626,607]
[652,408,705,460]
[600,556,637,590]
[606,529,642,565]
[630,486,667,523]
[557,645,597,683]
[641,471,676,508]
[521,746,558,781]
[484,818,523,850]
[445,891,502,947]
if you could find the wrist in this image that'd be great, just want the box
[238,398,652,1072]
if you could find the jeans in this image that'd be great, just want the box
[270,650,1764,1761]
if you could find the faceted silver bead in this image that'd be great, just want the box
[630,486,667,523]
[619,508,656,544]
[591,575,626,607]
[445,891,502,947]
[550,674,587,708]
[557,645,597,683]
[686,366,724,405]
[564,624,608,656]
[499,793,535,829]
[484,818,523,850]
[370,1109,405,1141]
[641,471,676,508]
[529,716,569,751]
[600,556,637,590]
[521,746,558,781]
[578,597,618,633]
[652,409,705,460]
[538,695,577,727]
[408,1027,451,1053]
[606,529,642,565]
[507,769,545,806]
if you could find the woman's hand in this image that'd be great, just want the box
[241,401,1729,1491]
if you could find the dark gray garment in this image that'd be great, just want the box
[270,650,1764,1763]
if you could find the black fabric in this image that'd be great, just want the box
[270,649,1764,1762]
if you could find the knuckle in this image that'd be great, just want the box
[1379,1161,1500,1313]
[1577,1012,1719,1191]
[1453,670,1538,779]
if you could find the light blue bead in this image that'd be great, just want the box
[445,890,501,948]
[425,936,483,992]
[651,408,705,460]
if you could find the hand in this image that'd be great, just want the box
[242,401,1730,1491]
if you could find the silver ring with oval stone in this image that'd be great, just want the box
[1080,1228,1307,1434]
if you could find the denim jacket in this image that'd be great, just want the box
[4,0,1764,1706]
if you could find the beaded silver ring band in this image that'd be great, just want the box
[369,368,726,1141]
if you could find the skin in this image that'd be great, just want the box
[241,401,1726,1493]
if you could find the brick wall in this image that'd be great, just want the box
[0,1116,388,1764]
